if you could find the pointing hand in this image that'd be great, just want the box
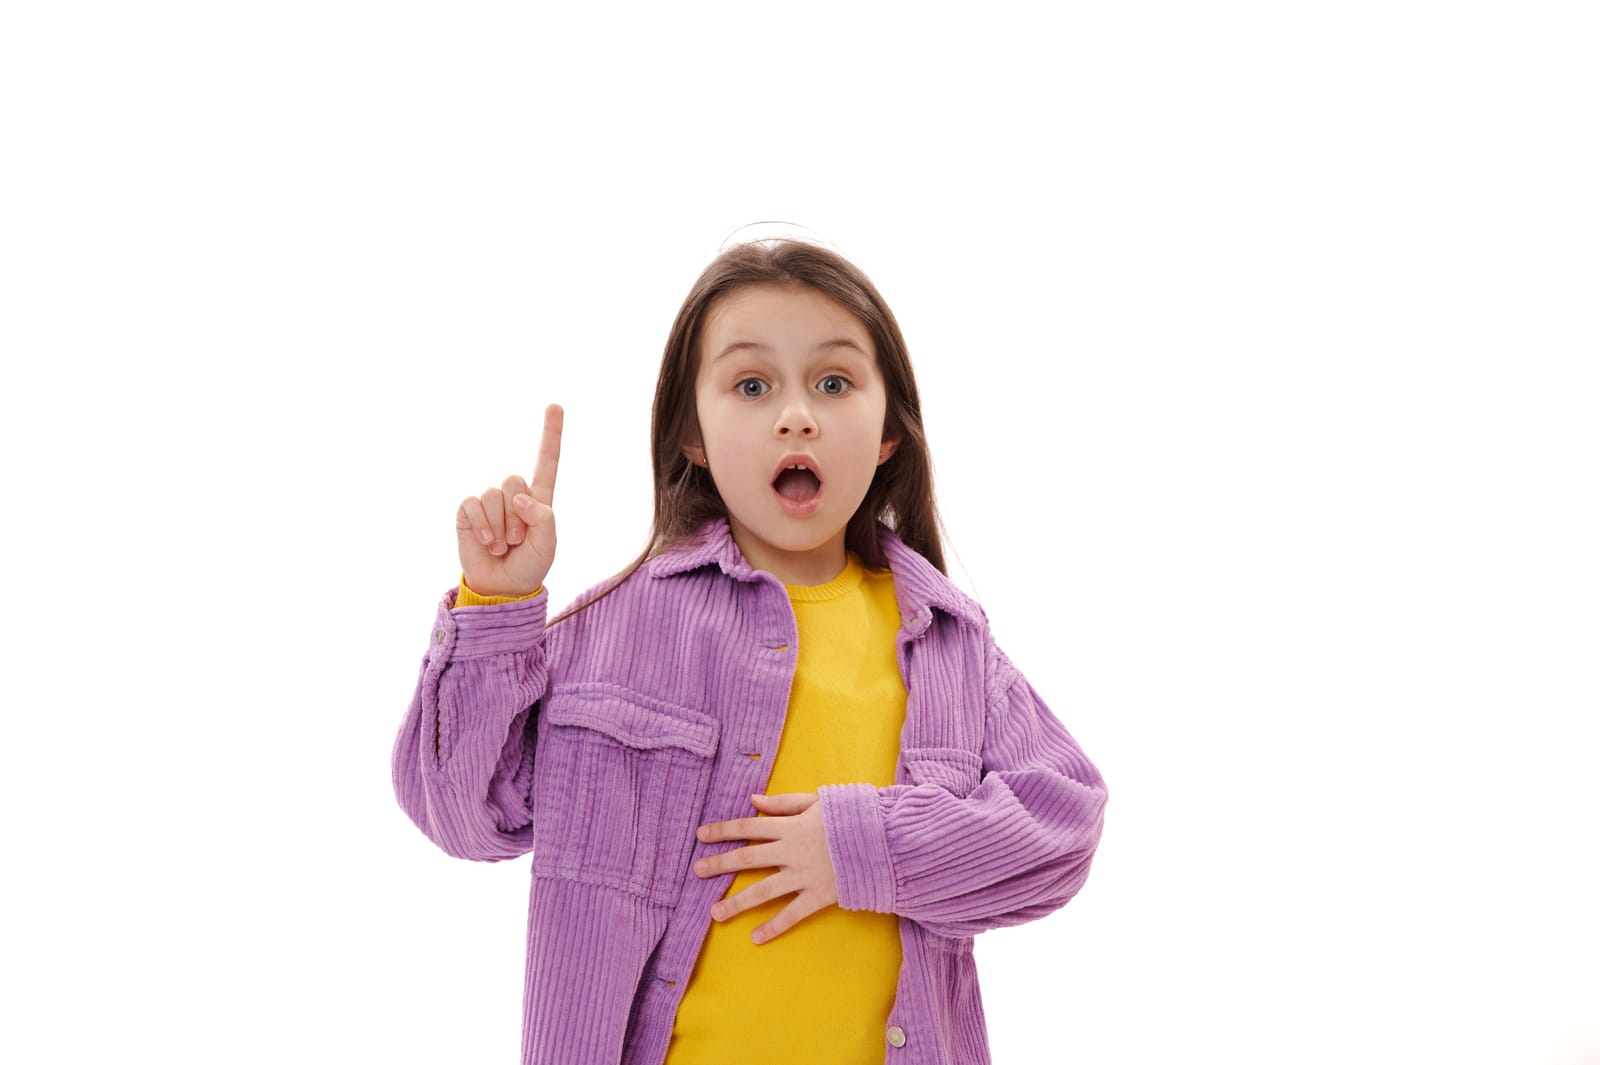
[455,404,563,597]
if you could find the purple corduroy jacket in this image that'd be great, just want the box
[392,518,1107,1065]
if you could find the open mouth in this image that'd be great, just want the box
[772,462,823,503]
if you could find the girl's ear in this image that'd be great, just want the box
[683,442,708,467]
[877,437,900,465]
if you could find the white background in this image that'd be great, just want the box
[3,2,1596,1062]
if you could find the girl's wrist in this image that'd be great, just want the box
[457,576,543,606]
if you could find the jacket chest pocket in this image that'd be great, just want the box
[532,685,720,907]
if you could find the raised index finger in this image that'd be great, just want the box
[528,403,563,506]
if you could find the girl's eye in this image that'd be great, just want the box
[817,375,852,397]
[737,379,769,398]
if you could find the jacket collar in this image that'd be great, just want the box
[645,518,984,636]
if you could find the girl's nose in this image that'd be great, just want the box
[775,402,818,439]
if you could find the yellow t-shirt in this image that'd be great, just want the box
[664,552,907,1064]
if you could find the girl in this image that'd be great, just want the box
[392,237,1107,1065]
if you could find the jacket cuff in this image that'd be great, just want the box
[817,782,897,913]
[430,585,548,661]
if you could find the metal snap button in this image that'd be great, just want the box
[887,1025,906,1048]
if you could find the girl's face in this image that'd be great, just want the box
[687,282,898,586]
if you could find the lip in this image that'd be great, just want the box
[771,453,824,517]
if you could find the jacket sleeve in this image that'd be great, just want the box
[390,585,551,862]
[817,635,1106,938]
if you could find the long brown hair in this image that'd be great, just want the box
[553,237,945,624]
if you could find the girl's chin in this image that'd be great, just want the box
[727,516,849,569]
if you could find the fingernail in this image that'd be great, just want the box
[513,494,532,511]
[490,541,505,555]
[478,529,493,544]
[507,528,522,544]
[751,930,766,944]
[710,903,724,919]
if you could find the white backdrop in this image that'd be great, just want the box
[3,2,1596,1062]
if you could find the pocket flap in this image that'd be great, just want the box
[903,746,982,798]
[544,685,719,758]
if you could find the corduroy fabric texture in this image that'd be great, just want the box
[392,519,1107,1065]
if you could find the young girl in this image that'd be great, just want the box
[392,237,1107,1065]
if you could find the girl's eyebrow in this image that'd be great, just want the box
[712,338,869,363]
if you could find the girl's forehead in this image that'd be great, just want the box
[702,283,872,349]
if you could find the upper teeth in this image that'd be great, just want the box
[786,464,807,470]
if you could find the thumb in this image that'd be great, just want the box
[750,792,819,814]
